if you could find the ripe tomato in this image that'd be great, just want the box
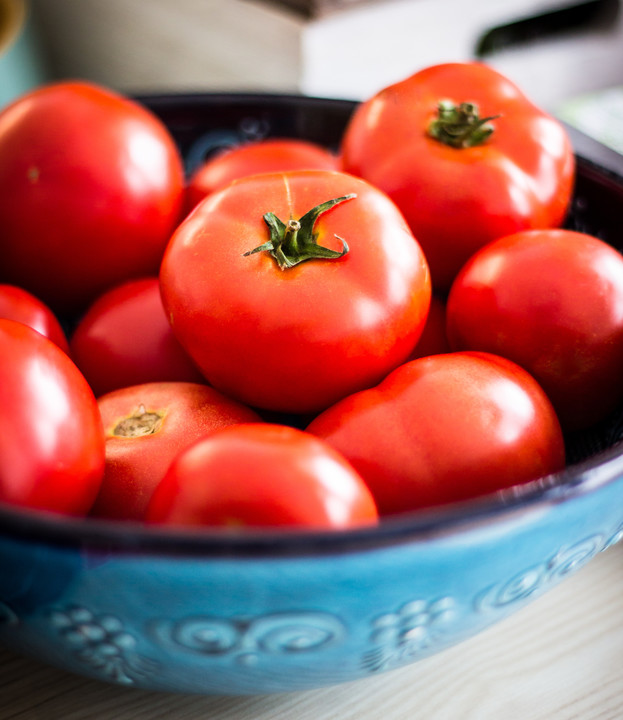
[160,169,431,414]
[0,81,185,313]
[341,62,575,291]
[185,138,339,212]
[145,423,378,529]
[307,352,565,515]
[446,229,623,430]
[0,284,69,354]
[0,319,105,515]
[70,277,204,397]
[92,381,261,521]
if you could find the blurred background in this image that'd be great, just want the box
[1,0,623,150]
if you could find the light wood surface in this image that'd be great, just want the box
[2,541,622,719]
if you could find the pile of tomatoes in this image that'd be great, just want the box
[2,62,623,531]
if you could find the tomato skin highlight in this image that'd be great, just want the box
[341,62,575,291]
[146,423,378,529]
[446,229,623,430]
[70,277,204,398]
[92,382,261,521]
[160,169,431,414]
[0,319,105,515]
[0,81,185,313]
[307,352,565,516]
[185,138,339,212]
[0,284,69,354]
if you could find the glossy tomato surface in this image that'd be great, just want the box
[70,277,204,397]
[0,319,105,515]
[341,62,575,291]
[146,423,379,529]
[0,81,185,313]
[185,138,339,211]
[307,351,565,515]
[160,169,431,414]
[0,284,69,353]
[92,381,261,521]
[446,229,623,430]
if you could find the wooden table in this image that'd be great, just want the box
[2,541,622,719]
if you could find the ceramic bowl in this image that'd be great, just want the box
[1,93,623,696]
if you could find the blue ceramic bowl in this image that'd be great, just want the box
[1,93,623,696]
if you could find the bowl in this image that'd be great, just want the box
[1,92,623,696]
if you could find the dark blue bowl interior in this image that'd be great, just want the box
[1,92,623,557]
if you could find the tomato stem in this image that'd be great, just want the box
[112,407,164,437]
[243,194,355,270]
[428,100,500,148]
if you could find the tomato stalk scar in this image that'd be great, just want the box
[27,166,40,183]
[112,404,165,437]
[428,100,500,148]
[243,193,356,270]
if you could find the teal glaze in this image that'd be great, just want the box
[0,2,47,108]
[2,93,623,695]
[1,457,623,694]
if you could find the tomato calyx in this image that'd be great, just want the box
[428,100,500,148]
[243,193,355,270]
[112,405,164,437]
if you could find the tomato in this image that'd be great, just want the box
[341,62,575,291]
[145,423,378,529]
[70,277,204,397]
[160,169,431,414]
[92,381,261,521]
[0,81,185,314]
[0,284,69,354]
[446,229,623,430]
[408,294,450,360]
[307,352,564,515]
[185,138,339,212]
[0,319,105,515]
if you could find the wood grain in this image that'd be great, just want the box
[2,542,623,719]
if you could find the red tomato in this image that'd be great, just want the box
[341,62,575,291]
[70,277,204,397]
[185,138,339,212]
[160,169,431,414]
[446,229,623,430]
[408,294,450,360]
[0,284,69,353]
[0,81,185,313]
[307,352,565,515]
[92,382,261,521]
[0,319,105,515]
[146,423,378,529]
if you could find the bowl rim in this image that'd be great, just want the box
[2,91,623,558]
[1,436,622,558]
[137,89,623,181]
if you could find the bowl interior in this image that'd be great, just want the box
[2,92,623,555]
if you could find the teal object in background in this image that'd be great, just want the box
[0,0,47,108]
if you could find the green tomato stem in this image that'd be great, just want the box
[428,100,500,148]
[244,193,355,270]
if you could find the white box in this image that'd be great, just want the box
[30,0,623,113]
